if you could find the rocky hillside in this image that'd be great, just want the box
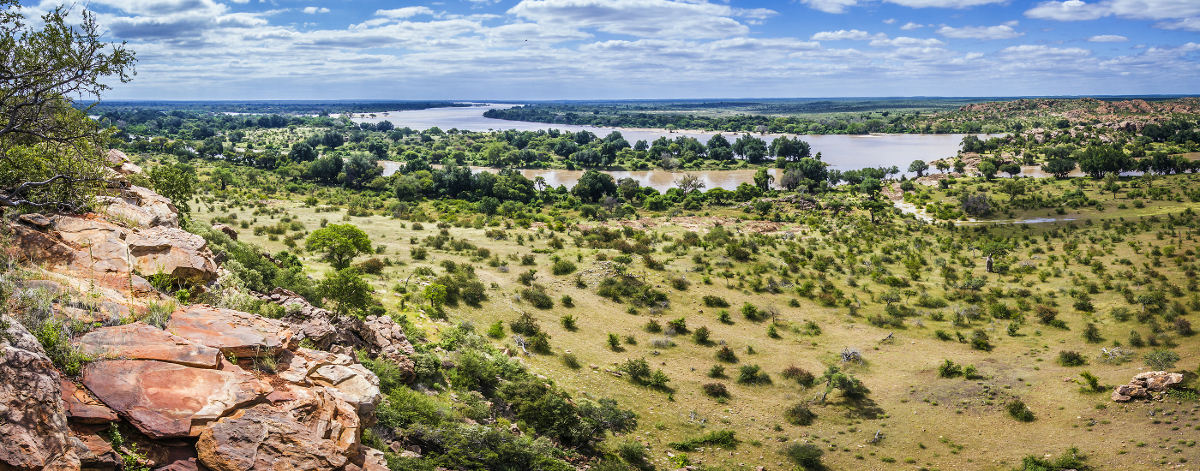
[0,151,407,471]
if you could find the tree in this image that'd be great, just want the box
[733,134,767,163]
[424,283,447,318]
[146,163,197,216]
[908,160,928,178]
[935,160,950,174]
[819,365,869,402]
[753,167,773,191]
[977,161,997,180]
[305,224,372,269]
[288,142,317,162]
[0,1,135,211]
[998,178,1025,202]
[1000,162,1021,178]
[319,268,373,317]
[1042,158,1075,179]
[675,173,705,193]
[572,169,616,202]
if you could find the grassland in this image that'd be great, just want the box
[185,158,1200,470]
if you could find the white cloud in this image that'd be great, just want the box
[1026,0,1200,22]
[900,22,925,29]
[507,0,761,39]
[883,18,896,24]
[1157,17,1200,31]
[798,0,859,14]
[937,23,1023,39]
[1088,34,1127,42]
[302,6,330,14]
[811,29,876,40]
[886,0,1004,7]
[375,6,436,19]
[870,36,944,47]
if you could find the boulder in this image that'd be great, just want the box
[276,348,381,421]
[10,223,78,269]
[82,359,271,438]
[127,226,217,284]
[1135,371,1184,391]
[106,149,129,166]
[196,403,350,471]
[117,161,143,175]
[69,424,121,470]
[1112,383,1147,402]
[51,215,131,275]
[125,186,180,228]
[0,315,82,470]
[212,223,238,240]
[167,305,296,357]
[77,322,222,368]
[17,212,51,229]
[60,378,119,424]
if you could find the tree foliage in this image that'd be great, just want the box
[305,223,372,269]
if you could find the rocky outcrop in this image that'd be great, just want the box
[82,359,272,438]
[212,223,238,240]
[60,378,119,424]
[258,288,415,382]
[0,315,82,470]
[167,305,297,358]
[127,226,218,284]
[276,348,382,421]
[197,403,350,471]
[76,322,222,368]
[1112,371,1185,402]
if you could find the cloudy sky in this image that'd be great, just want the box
[20,0,1200,99]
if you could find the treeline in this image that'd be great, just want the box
[483,104,1009,135]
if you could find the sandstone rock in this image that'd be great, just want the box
[82,359,271,438]
[0,316,81,470]
[127,226,217,284]
[60,378,119,424]
[212,223,238,240]
[10,224,83,271]
[125,186,180,228]
[77,322,222,368]
[167,305,296,357]
[1112,383,1146,402]
[274,348,381,422]
[51,215,131,274]
[17,212,51,229]
[196,403,349,471]
[117,161,143,175]
[70,424,121,470]
[106,149,129,166]
[1135,371,1184,391]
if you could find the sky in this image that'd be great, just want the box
[18,0,1200,100]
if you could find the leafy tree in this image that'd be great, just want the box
[908,159,928,177]
[1042,158,1076,179]
[753,167,773,191]
[146,163,197,216]
[572,169,616,202]
[319,268,374,317]
[733,134,767,163]
[424,283,447,317]
[0,1,135,211]
[819,365,869,402]
[305,223,372,269]
[977,161,997,180]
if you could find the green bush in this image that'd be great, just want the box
[783,403,816,426]
[783,443,823,470]
[668,430,737,451]
[1007,399,1036,422]
[737,364,772,385]
[1057,350,1086,367]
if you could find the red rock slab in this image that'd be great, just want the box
[82,360,271,439]
[167,305,296,358]
[60,378,119,424]
[77,322,221,369]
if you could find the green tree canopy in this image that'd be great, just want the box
[306,223,372,269]
[0,1,135,211]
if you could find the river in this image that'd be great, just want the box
[351,103,994,187]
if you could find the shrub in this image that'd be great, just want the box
[781,365,815,387]
[783,403,816,426]
[970,329,992,351]
[1007,399,1036,422]
[1079,371,1104,393]
[607,333,622,351]
[702,295,730,308]
[783,443,823,470]
[562,353,581,369]
[716,345,738,363]
[486,321,505,339]
[1016,447,1090,471]
[692,326,712,345]
[1144,349,1180,370]
[669,276,690,291]
[938,359,963,378]
[737,364,772,385]
[702,382,729,398]
[551,260,577,276]
[708,364,726,378]
[1058,350,1086,367]
[560,315,577,331]
[521,286,554,309]
[643,319,662,333]
[666,317,689,334]
[617,440,652,471]
[1082,323,1103,343]
[668,430,737,451]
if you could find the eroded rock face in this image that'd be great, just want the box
[196,403,350,471]
[212,223,238,240]
[127,226,218,284]
[167,305,296,357]
[77,322,222,369]
[51,215,131,275]
[60,378,120,424]
[275,348,382,422]
[82,359,271,438]
[0,315,81,470]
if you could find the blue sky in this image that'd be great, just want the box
[20,0,1200,99]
